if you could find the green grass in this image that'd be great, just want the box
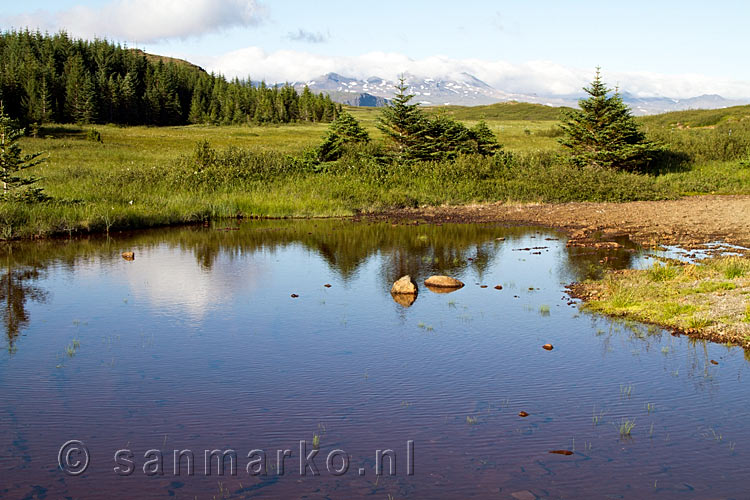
[4,102,750,240]
[617,418,636,438]
[578,256,750,346]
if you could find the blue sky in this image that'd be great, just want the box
[3,1,749,98]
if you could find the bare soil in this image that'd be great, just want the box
[368,195,750,253]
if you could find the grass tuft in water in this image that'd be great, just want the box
[617,418,636,438]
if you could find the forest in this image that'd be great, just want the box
[0,30,340,127]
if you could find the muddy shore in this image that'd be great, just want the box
[369,195,750,349]
[368,195,750,253]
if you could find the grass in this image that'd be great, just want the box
[620,384,634,398]
[617,418,636,438]
[4,102,750,240]
[575,256,750,347]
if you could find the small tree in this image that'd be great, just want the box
[317,111,370,162]
[0,108,47,202]
[560,68,659,172]
[377,76,427,160]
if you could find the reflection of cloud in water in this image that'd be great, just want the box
[122,246,264,320]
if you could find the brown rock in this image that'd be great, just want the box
[549,450,574,456]
[425,285,460,294]
[391,293,417,307]
[542,344,554,351]
[290,294,299,298]
[494,285,503,290]
[121,251,135,261]
[391,275,418,295]
[424,275,465,289]
[518,411,529,417]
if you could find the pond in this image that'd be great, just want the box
[0,220,748,499]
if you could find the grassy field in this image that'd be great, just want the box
[3,102,750,240]
[571,257,750,348]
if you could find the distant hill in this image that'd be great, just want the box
[291,72,750,116]
[431,101,571,121]
[130,49,207,74]
[639,104,750,128]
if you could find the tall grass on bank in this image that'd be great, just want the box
[3,108,750,241]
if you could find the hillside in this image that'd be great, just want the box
[130,48,207,74]
[639,105,750,128]
[429,101,571,121]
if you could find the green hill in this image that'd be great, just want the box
[639,105,750,128]
[427,101,571,121]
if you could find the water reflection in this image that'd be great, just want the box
[1,220,749,499]
[0,253,48,353]
[0,220,713,348]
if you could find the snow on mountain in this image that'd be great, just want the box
[291,72,750,114]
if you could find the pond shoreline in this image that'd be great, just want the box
[367,194,750,253]
[566,260,750,350]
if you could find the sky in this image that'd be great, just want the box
[2,0,750,99]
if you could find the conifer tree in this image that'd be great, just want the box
[469,121,501,156]
[0,108,47,201]
[317,111,370,162]
[560,68,659,172]
[377,77,427,159]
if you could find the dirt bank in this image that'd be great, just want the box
[369,195,750,253]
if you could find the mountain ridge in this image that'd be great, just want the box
[292,72,750,115]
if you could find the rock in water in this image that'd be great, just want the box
[391,293,417,307]
[121,251,135,261]
[542,344,554,351]
[424,275,464,289]
[391,275,418,295]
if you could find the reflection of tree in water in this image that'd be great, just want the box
[0,260,48,353]
[563,241,640,282]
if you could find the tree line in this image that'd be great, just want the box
[0,29,340,127]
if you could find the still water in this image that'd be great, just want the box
[0,220,748,499]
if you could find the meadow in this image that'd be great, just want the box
[3,103,750,240]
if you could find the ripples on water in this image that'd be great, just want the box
[0,220,747,499]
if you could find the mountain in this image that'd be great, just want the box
[291,72,750,115]
[293,72,519,107]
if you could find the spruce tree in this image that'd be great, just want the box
[560,68,659,172]
[317,111,370,162]
[0,108,47,202]
[377,77,427,160]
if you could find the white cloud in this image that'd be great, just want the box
[1,0,265,43]
[286,29,329,44]
[204,47,750,99]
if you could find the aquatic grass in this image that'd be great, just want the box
[539,304,551,316]
[616,418,636,438]
[744,304,750,323]
[592,407,606,426]
[620,384,634,398]
[466,415,478,425]
[312,434,320,449]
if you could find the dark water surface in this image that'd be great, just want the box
[1,220,748,499]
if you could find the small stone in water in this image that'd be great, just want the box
[542,344,554,351]
[290,294,299,298]
[518,411,529,417]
